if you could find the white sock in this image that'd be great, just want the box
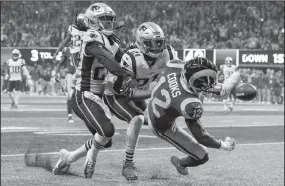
[125,115,144,163]
[88,133,110,162]
[68,139,92,163]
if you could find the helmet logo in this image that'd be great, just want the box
[139,25,147,32]
[91,5,100,11]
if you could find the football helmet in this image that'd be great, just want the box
[12,49,21,61]
[84,3,116,35]
[135,22,165,58]
[181,57,218,95]
[76,13,88,31]
[225,57,233,67]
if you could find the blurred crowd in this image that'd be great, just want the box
[1,1,284,49]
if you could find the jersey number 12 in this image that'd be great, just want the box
[151,76,171,118]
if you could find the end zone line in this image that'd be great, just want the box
[1,142,284,158]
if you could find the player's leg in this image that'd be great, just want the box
[223,97,229,112]
[66,73,74,123]
[75,90,114,178]
[13,81,22,109]
[54,90,114,177]
[229,87,236,112]
[104,94,144,180]
[8,81,15,108]
[148,112,208,175]
[134,100,148,126]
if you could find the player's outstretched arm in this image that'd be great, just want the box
[85,42,133,77]
[185,119,235,151]
[53,35,72,60]
[127,89,152,100]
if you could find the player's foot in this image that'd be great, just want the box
[10,102,15,109]
[83,156,96,178]
[229,107,233,112]
[13,105,19,109]
[68,116,74,124]
[170,156,189,176]
[53,149,71,175]
[122,161,138,181]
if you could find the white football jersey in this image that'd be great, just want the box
[6,58,26,81]
[104,45,177,95]
[222,65,237,80]
[68,25,84,54]
[75,29,119,94]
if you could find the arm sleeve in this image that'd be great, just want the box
[55,34,72,55]
[185,119,222,149]
[85,42,132,77]
[21,59,31,79]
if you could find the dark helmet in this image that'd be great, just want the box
[181,57,218,94]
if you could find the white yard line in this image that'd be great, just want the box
[1,142,284,158]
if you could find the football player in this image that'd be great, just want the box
[53,3,132,178]
[5,49,32,109]
[147,57,235,176]
[220,57,239,112]
[53,13,87,123]
[103,22,178,180]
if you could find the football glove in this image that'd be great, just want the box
[127,42,137,50]
[220,137,235,151]
[26,78,33,88]
[113,75,134,97]
[107,34,122,45]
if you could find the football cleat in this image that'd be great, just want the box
[83,157,96,178]
[170,156,189,176]
[68,119,74,124]
[68,116,74,124]
[122,161,138,181]
[53,149,71,175]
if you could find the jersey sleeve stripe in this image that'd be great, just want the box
[126,51,136,75]
[166,45,174,60]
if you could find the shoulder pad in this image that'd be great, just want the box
[81,30,104,45]
[180,98,203,120]
[121,51,136,74]
[166,59,185,68]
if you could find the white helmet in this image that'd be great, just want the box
[135,22,165,58]
[225,56,233,67]
[12,49,21,61]
[84,3,116,36]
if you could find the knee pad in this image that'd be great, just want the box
[191,153,209,167]
[131,114,144,124]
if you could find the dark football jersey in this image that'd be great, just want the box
[148,59,203,129]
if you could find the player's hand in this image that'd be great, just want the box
[113,75,134,96]
[5,74,9,80]
[208,83,226,96]
[26,79,33,88]
[220,137,235,151]
[53,53,58,62]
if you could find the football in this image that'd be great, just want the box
[234,83,257,101]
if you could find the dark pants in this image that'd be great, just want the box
[8,80,21,92]
[71,89,115,137]
[103,94,145,123]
